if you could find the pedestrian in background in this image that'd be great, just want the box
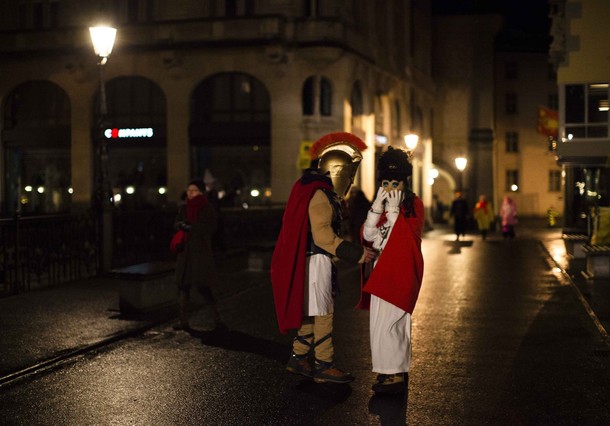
[347,186,371,242]
[359,147,425,395]
[500,196,518,239]
[450,191,468,241]
[473,194,494,240]
[173,179,225,331]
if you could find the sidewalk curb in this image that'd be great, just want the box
[538,240,610,348]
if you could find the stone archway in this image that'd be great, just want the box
[190,72,271,207]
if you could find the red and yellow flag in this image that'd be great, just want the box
[537,106,559,139]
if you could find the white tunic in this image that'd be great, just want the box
[303,253,333,316]
[363,198,412,374]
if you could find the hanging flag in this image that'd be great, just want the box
[537,106,559,139]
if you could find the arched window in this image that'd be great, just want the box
[190,72,271,207]
[320,77,332,116]
[97,76,167,209]
[302,75,333,117]
[302,76,315,116]
[350,81,364,116]
[100,76,165,127]
[3,81,71,215]
[4,81,69,129]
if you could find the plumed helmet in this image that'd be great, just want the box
[378,146,412,183]
[310,132,367,198]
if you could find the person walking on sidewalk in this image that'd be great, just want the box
[450,191,468,241]
[500,195,518,239]
[271,132,376,384]
[173,179,225,331]
[473,194,494,240]
[358,147,425,395]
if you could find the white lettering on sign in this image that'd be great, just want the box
[104,128,154,139]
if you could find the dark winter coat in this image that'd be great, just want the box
[174,196,219,292]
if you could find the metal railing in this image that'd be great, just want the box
[0,213,99,295]
[0,205,284,297]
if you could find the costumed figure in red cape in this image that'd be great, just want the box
[270,132,377,384]
[358,146,425,395]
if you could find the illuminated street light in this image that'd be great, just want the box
[455,156,467,191]
[455,156,467,172]
[90,24,116,273]
[404,134,419,151]
[89,26,116,64]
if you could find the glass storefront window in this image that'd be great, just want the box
[564,83,609,138]
[2,81,71,217]
[190,73,270,207]
[99,77,167,210]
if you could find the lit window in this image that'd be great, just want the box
[565,83,609,139]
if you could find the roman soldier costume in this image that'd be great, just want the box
[271,132,372,384]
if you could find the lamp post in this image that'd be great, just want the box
[90,25,116,272]
[455,156,467,191]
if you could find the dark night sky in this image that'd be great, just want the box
[432,0,551,51]
[432,0,550,33]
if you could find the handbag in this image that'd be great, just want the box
[170,230,186,254]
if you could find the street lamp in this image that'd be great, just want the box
[455,156,467,191]
[404,134,419,151]
[90,25,116,272]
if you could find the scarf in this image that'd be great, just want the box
[186,193,208,223]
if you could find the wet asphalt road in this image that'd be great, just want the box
[1,229,610,425]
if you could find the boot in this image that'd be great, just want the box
[286,353,314,378]
[372,373,407,395]
[313,360,354,384]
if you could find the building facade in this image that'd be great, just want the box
[494,50,563,218]
[551,0,610,232]
[431,13,502,213]
[0,0,435,218]
[431,5,561,221]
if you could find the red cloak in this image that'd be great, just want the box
[357,196,425,313]
[270,177,332,333]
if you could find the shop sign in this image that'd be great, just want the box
[104,128,154,139]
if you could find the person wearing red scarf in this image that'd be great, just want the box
[358,147,425,395]
[173,179,224,331]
